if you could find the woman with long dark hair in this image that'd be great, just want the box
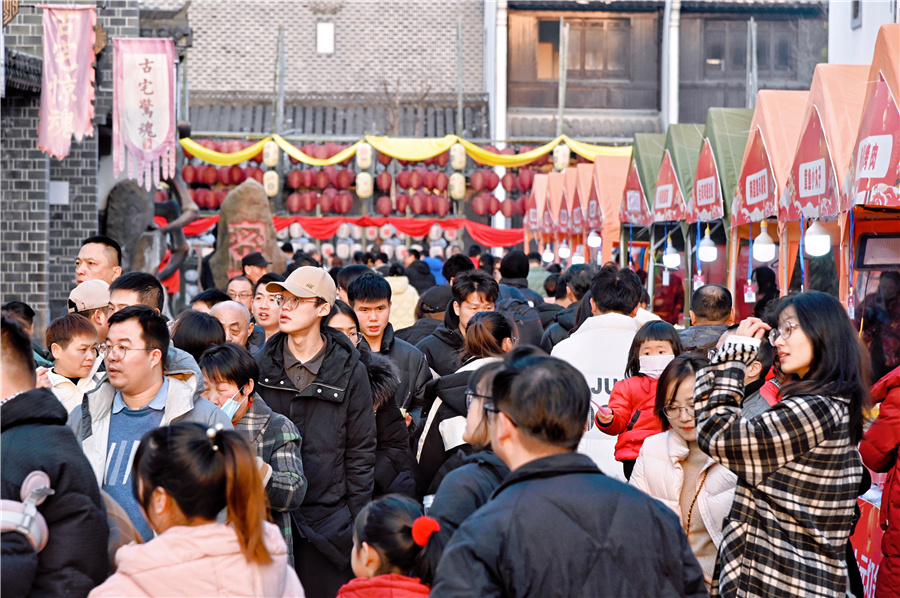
[751,266,778,318]
[88,423,304,597]
[695,291,869,597]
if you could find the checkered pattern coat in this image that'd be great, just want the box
[695,337,862,598]
[234,395,306,563]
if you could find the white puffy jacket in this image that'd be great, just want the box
[630,430,737,547]
[386,275,419,331]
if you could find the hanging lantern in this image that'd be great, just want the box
[698,226,718,263]
[428,223,443,241]
[663,238,681,269]
[356,172,373,199]
[336,223,352,239]
[263,141,280,167]
[449,173,466,200]
[376,171,393,193]
[396,193,410,212]
[336,242,352,260]
[552,143,571,171]
[752,221,777,263]
[263,170,280,197]
[355,142,373,169]
[286,192,303,213]
[375,195,393,216]
[365,227,379,242]
[350,225,363,240]
[450,143,467,170]
[321,243,335,259]
[379,224,395,239]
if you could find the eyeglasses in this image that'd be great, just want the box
[228,292,253,301]
[99,343,155,360]
[768,321,800,345]
[482,402,519,427]
[465,390,492,410]
[274,295,319,310]
[663,404,694,419]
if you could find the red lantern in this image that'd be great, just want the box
[435,195,450,217]
[516,195,528,216]
[337,190,354,214]
[396,193,410,212]
[423,170,436,190]
[182,164,196,185]
[201,139,219,153]
[500,147,516,156]
[434,151,449,167]
[396,170,411,189]
[192,189,206,209]
[488,193,501,215]
[314,169,330,189]
[471,193,488,216]
[423,155,435,166]
[299,169,315,188]
[376,195,393,216]
[217,166,231,185]
[183,144,194,160]
[313,144,329,160]
[434,172,449,192]
[500,198,515,218]
[518,168,535,192]
[485,170,500,191]
[323,165,339,187]
[411,191,425,215]
[501,173,517,193]
[251,168,264,184]
[336,168,354,190]
[230,165,245,185]
[287,192,303,213]
[377,152,393,166]
[320,188,337,213]
[470,170,485,192]
[408,169,423,190]
[324,142,339,159]
[376,171,392,193]
[424,192,435,215]
[302,191,319,212]
[250,145,263,164]
[288,170,303,189]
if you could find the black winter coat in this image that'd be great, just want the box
[1,388,108,598]
[405,260,436,295]
[415,368,471,494]
[498,277,544,306]
[429,450,509,543]
[431,452,707,598]
[415,307,464,376]
[539,301,580,353]
[395,317,441,347]
[255,327,376,569]
[360,324,431,412]
[536,302,564,329]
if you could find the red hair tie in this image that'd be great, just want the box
[411,516,440,547]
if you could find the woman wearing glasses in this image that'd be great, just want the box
[694,291,870,598]
[630,354,737,590]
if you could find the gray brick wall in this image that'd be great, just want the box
[145,0,485,96]
[0,91,50,333]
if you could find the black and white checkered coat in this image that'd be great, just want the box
[694,337,862,597]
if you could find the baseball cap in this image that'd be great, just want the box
[68,280,110,313]
[242,252,271,268]
[419,285,452,314]
[266,266,336,306]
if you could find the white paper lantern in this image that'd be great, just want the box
[449,173,466,200]
[355,142,373,169]
[350,225,363,241]
[321,243,335,258]
[428,224,443,242]
[365,227,378,242]
[263,141,280,167]
[379,224,395,239]
[355,172,373,199]
[336,242,351,260]
[552,143,571,171]
[289,222,304,239]
[336,223,351,240]
[263,170,280,197]
[450,143,467,170]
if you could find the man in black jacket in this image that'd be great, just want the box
[348,273,431,414]
[498,250,544,306]
[257,267,376,598]
[1,315,108,598]
[416,270,499,376]
[431,349,706,598]
[395,285,452,346]
[540,263,596,353]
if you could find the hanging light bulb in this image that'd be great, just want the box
[571,245,585,264]
[804,220,831,257]
[698,225,718,263]
[542,246,555,263]
[663,238,681,269]
[587,230,602,248]
[752,221,777,263]
[557,241,571,259]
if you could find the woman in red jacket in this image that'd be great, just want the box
[596,321,684,480]
[860,364,900,598]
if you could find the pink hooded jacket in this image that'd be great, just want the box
[88,521,305,597]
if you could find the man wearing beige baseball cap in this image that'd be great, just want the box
[255,266,376,596]
[68,279,112,343]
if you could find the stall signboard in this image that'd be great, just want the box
[653,150,687,223]
[688,138,724,223]
[577,163,600,231]
[548,171,569,236]
[565,167,584,235]
[528,173,548,232]
[847,73,900,208]
[733,127,777,225]
[620,158,654,226]
[779,106,840,221]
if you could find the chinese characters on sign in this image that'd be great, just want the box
[38,6,96,159]
[227,221,267,279]
[799,158,826,198]
[745,169,768,206]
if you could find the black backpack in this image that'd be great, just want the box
[495,296,544,347]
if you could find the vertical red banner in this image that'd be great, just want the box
[38,6,96,159]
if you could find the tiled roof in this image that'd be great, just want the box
[189,92,490,138]
[3,48,41,94]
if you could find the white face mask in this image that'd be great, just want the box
[220,387,247,420]
[639,354,675,380]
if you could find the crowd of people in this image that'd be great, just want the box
[1,233,898,598]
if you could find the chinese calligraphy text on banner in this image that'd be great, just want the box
[38,6,96,160]
[113,38,176,191]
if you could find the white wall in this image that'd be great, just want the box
[828,0,898,64]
